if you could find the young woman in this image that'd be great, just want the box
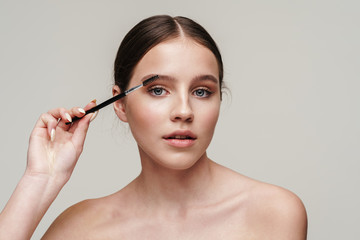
[0,15,307,239]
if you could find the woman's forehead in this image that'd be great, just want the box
[133,39,219,79]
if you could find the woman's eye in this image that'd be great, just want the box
[148,87,167,96]
[193,88,212,98]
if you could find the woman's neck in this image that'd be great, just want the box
[134,152,216,212]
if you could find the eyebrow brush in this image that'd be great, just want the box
[66,75,159,125]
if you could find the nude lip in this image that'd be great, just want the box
[163,130,197,148]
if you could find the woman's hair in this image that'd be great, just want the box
[114,15,224,98]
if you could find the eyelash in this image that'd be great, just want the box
[193,87,213,98]
[147,85,213,98]
[147,85,168,96]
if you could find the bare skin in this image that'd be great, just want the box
[0,38,307,239]
[43,160,307,239]
[0,101,97,240]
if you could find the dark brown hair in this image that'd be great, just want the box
[114,15,224,97]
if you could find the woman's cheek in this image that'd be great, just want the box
[128,100,167,130]
[197,101,220,126]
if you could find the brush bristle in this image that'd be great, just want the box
[142,75,159,86]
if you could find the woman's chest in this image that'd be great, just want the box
[87,206,259,239]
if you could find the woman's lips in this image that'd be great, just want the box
[163,130,197,148]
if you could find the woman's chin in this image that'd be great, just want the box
[151,153,208,171]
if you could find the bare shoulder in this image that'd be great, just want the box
[243,176,308,239]
[214,163,307,239]
[41,194,124,240]
[41,183,138,240]
[42,198,102,239]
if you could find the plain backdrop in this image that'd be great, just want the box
[0,0,359,239]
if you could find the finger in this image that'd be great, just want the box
[47,108,72,129]
[65,99,97,126]
[48,108,72,122]
[36,113,59,140]
[85,99,98,123]
[67,99,97,132]
[70,114,92,152]
[76,99,98,123]
[68,107,86,118]
[68,100,97,151]
[83,99,97,111]
[89,110,98,122]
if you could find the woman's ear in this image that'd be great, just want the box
[112,85,128,122]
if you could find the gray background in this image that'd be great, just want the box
[0,0,359,239]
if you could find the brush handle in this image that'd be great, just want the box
[65,75,158,125]
[65,92,126,125]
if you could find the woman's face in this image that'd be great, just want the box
[114,38,221,170]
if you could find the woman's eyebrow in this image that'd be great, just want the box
[140,74,175,83]
[157,75,177,82]
[193,74,219,84]
[140,74,218,84]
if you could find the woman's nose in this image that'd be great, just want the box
[170,95,194,122]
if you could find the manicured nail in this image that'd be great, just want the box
[91,99,97,104]
[90,111,98,122]
[65,113,72,122]
[50,129,55,142]
[78,108,86,114]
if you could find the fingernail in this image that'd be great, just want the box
[65,113,72,122]
[90,111,98,122]
[78,108,86,114]
[51,129,55,142]
[91,99,97,104]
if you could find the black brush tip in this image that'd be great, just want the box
[143,75,159,86]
